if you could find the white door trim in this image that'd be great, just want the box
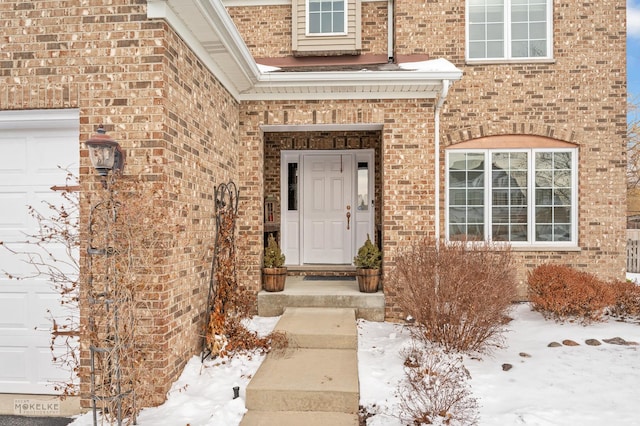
[280,149,375,265]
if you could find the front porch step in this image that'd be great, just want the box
[257,276,385,321]
[240,410,359,426]
[244,349,358,413]
[274,307,357,349]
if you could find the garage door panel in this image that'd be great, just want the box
[0,346,29,381]
[0,135,28,177]
[0,290,29,328]
[0,192,30,236]
[30,133,77,183]
[0,109,78,394]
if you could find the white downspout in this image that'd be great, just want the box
[434,79,450,244]
[387,0,394,61]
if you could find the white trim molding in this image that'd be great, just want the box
[147,0,463,101]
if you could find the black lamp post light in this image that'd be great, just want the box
[85,124,125,177]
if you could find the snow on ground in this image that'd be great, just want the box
[71,279,640,426]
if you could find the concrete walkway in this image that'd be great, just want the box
[240,307,359,425]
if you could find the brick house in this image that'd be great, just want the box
[0,0,626,412]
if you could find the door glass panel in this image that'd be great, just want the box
[357,162,369,211]
[288,163,298,211]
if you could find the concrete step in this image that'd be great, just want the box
[240,410,359,426]
[245,348,359,413]
[258,276,384,321]
[275,307,357,349]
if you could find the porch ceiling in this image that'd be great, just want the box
[147,0,463,101]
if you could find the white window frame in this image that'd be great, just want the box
[465,0,553,62]
[306,0,348,36]
[445,147,578,247]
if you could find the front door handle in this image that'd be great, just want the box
[346,205,351,230]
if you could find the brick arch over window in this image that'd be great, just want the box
[443,123,580,147]
[447,134,579,150]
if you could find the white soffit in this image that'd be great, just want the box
[147,0,463,101]
[261,123,384,132]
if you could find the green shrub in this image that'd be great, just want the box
[263,234,285,268]
[353,234,381,269]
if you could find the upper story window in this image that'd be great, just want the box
[446,138,577,247]
[466,0,552,61]
[308,0,346,35]
[293,0,360,56]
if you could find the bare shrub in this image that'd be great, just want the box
[608,279,640,318]
[391,239,517,353]
[398,343,478,425]
[527,264,615,323]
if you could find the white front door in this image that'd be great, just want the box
[0,110,79,394]
[302,154,353,264]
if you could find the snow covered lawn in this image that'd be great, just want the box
[71,286,640,425]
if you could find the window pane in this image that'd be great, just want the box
[512,24,528,40]
[450,171,467,187]
[288,163,298,211]
[487,41,504,58]
[511,41,529,57]
[530,22,546,39]
[469,7,486,24]
[357,162,368,211]
[447,152,486,240]
[469,24,485,41]
[530,3,547,21]
[321,12,332,32]
[469,41,485,58]
[333,12,344,32]
[490,151,529,242]
[309,1,321,12]
[309,15,320,33]
[450,189,467,205]
[534,151,574,242]
[487,5,504,23]
[487,23,504,40]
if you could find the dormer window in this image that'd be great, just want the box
[293,0,361,56]
[308,0,346,35]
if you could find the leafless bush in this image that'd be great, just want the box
[391,239,517,353]
[527,264,615,323]
[609,279,640,318]
[398,343,478,425]
[85,169,175,424]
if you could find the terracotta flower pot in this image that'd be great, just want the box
[356,268,380,293]
[262,267,287,292]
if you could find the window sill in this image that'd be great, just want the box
[465,58,556,66]
[511,245,581,252]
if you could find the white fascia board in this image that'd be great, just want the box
[238,68,463,100]
[0,109,80,129]
[147,0,260,99]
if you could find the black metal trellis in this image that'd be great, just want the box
[201,181,240,361]
[87,182,135,426]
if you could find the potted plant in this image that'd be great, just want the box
[263,233,286,292]
[353,234,381,293]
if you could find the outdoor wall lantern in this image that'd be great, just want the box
[85,124,125,177]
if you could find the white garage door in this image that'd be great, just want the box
[0,110,79,394]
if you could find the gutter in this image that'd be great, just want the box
[434,79,450,244]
